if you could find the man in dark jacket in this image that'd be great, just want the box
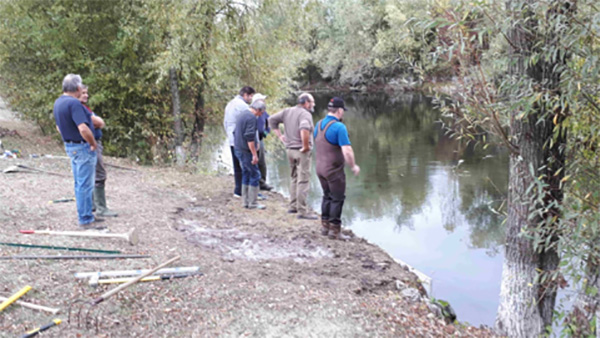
[234,99,267,209]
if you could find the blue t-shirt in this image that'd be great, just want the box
[314,115,351,146]
[83,105,103,140]
[53,95,94,142]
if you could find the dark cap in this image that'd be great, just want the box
[327,97,347,111]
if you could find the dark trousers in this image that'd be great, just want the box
[230,146,242,195]
[258,140,267,186]
[95,140,106,188]
[318,172,346,226]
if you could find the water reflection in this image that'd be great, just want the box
[208,93,508,326]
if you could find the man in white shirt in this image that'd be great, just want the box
[224,86,255,198]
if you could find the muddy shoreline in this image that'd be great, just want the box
[0,102,494,337]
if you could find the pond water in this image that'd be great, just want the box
[208,93,508,327]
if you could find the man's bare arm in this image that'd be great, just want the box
[300,129,310,153]
[91,115,105,129]
[248,142,259,165]
[341,145,360,176]
[77,124,97,151]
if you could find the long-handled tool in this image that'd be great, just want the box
[0,296,60,314]
[21,319,61,338]
[19,228,139,246]
[0,254,149,260]
[0,242,121,254]
[75,266,201,279]
[0,285,32,312]
[89,272,201,286]
[69,256,180,331]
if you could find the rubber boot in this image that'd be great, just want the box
[328,223,341,240]
[95,186,118,217]
[241,184,249,208]
[247,185,266,210]
[321,219,330,236]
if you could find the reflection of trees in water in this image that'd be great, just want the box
[266,93,509,253]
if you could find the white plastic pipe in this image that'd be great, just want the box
[74,266,200,279]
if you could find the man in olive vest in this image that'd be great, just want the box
[314,97,360,240]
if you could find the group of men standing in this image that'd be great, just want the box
[224,88,360,240]
[53,74,117,229]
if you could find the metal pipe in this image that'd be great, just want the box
[90,273,201,286]
[0,254,150,260]
[0,242,121,254]
[74,266,200,279]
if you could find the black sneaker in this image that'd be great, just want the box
[260,184,273,191]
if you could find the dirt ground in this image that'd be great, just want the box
[0,99,495,337]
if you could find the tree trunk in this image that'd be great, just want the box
[169,67,185,166]
[495,0,568,336]
[189,83,206,163]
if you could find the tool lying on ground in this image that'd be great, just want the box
[21,318,61,338]
[75,266,201,279]
[3,164,67,177]
[49,197,75,203]
[0,296,60,314]
[69,255,180,331]
[89,272,202,286]
[0,242,121,254]
[19,228,139,246]
[0,285,32,312]
[0,254,150,260]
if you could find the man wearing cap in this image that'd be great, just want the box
[224,86,255,198]
[53,74,105,229]
[269,92,318,220]
[314,97,360,240]
[252,93,273,191]
[234,99,268,209]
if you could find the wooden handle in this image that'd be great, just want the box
[0,296,59,314]
[0,285,32,312]
[94,256,180,304]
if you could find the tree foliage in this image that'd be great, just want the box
[0,0,309,163]
[420,0,600,335]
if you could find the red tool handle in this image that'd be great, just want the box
[19,230,35,234]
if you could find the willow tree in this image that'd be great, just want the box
[420,0,600,336]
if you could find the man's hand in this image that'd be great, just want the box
[300,147,310,153]
[252,154,259,165]
[90,144,97,151]
[278,134,287,144]
[351,164,360,176]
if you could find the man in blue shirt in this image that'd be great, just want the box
[314,97,360,240]
[53,74,104,229]
[234,100,268,210]
[252,93,273,191]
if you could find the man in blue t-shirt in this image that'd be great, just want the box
[314,97,360,240]
[53,74,104,229]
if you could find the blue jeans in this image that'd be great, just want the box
[65,142,97,225]
[234,149,261,187]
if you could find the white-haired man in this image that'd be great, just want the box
[53,74,104,229]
